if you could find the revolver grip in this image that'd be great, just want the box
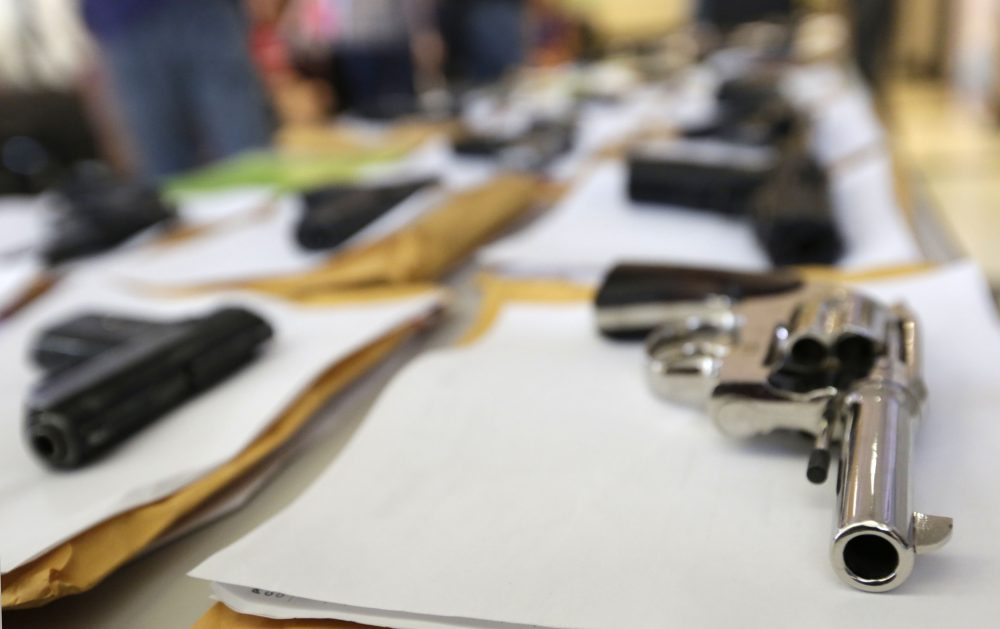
[595,264,802,340]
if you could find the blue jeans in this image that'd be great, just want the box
[100,0,272,180]
[335,46,416,118]
[465,0,525,83]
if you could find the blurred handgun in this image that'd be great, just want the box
[452,119,575,173]
[297,177,439,251]
[26,307,273,470]
[627,76,844,266]
[41,167,176,266]
[596,264,952,592]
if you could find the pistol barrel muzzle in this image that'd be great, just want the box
[831,377,951,592]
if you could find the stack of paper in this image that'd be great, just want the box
[193,263,997,628]
[0,276,442,584]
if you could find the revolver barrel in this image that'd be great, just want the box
[831,311,951,592]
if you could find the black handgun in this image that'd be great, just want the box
[41,167,176,266]
[25,307,273,470]
[627,75,844,266]
[687,74,799,145]
[297,177,439,251]
[453,119,575,172]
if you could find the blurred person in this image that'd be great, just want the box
[280,0,350,114]
[439,0,527,85]
[0,0,92,91]
[321,0,443,118]
[246,0,333,125]
[846,0,897,92]
[81,0,273,180]
[0,0,105,193]
[247,0,295,78]
[694,0,795,29]
[529,0,584,67]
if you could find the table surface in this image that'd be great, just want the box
[1,163,963,629]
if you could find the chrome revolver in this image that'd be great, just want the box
[596,264,952,592]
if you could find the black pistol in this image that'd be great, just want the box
[41,167,176,266]
[453,119,575,172]
[297,177,439,251]
[26,307,273,470]
[627,75,844,266]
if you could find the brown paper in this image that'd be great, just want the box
[276,123,451,157]
[193,603,370,629]
[1,291,432,610]
[460,274,597,345]
[796,262,938,283]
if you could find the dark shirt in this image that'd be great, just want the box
[81,0,171,40]
[696,0,794,29]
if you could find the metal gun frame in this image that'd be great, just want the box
[643,283,952,592]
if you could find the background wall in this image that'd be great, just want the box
[560,0,692,43]
[950,0,1000,112]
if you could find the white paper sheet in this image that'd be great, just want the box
[782,63,884,165]
[809,88,885,165]
[210,583,525,629]
[97,194,328,286]
[0,257,43,316]
[193,262,1000,628]
[149,318,430,555]
[0,197,47,256]
[0,199,49,315]
[480,150,921,281]
[0,277,441,572]
[173,187,278,227]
